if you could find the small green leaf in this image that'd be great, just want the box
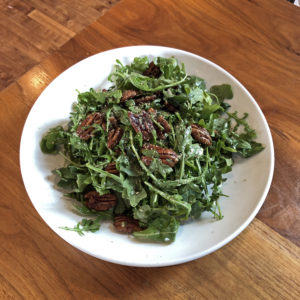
[40,126,65,154]
[122,177,147,207]
[210,84,233,101]
[133,215,179,243]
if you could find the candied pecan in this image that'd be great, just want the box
[128,111,155,141]
[107,127,124,149]
[114,215,142,233]
[148,107,157,114]
[164,102,177,112]
[154,127,166,140]
[84,192,117,211]
[191,124,212,146]
[121,90,138,102]
[101,121,107,131]
[76,112,104,140]
[128,111,140,132]
[142,144,179,167]
[156,115,171,133]
[147,108,170,139]
[141,156,154,166]
[135,94,157,104]
[141,111,155,140]
[143,61,162,78]
[104,162,119,175]
[109,116,118,128]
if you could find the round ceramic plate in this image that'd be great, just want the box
[20,46,274,267]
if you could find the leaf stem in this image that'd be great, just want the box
[129,131,158,182]
[58,151,85,168]
[86,163,123,184]
[144,181,191,216]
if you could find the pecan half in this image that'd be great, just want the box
[135,94,157,104]
[107,127,124,149]
[156,115,171,133]
[148,108,171,140]
[76,112,104,140]
[143,61,162,78]
[141,156,154,166]
[104,162,119,175]
[142,144,179,167]
[114,215,142,233]
[128,111,155,141]
[121,90,138,102]
[191,124,212,146]
[84,192,117,211]
[164,102,177,112]
[148,107,156,114]
[109,116,118,128]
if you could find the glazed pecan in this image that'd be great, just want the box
[142,111,155,140]
[142,144,179,167]
[121,90,138,102]
[104,162,119,175]
[148,107,157,114]
[107,127,124,149]
[148,108,171,140]
[164,102,177,112]
[76,112,104,140]
[109,116,118,128]
[143,61,162,78]
[84,191,117,211]
[128,111,155,141]
[135,94,157,104]
[114,215,142,233]
[191,124,212,146]
[141,156,154,166]
[156,115,171,133]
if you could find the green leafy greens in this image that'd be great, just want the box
[41,56,264,243]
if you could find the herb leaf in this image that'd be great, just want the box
[209,84,233,101]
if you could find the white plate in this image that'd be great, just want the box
[20,46,274,267]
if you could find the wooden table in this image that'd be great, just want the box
[1,0,299,298]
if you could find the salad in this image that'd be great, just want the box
[40,56,263,243]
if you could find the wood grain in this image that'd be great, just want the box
[0,0,119,90]
[0,0,299,298]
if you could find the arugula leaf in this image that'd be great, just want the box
[76,174,92,192]
[145,181,191,218]
[40,126,65,154]
[148,158,173,179]
[130,56,150,72]
[122,177,147,207]
[209,84,233,101]
[189,87,205,104]
[133,215,179,243]
[54,166,80,189]
[60,217,101,236]
[116,154,143,177]
[73,204,113,218]
[184,75,206,90]
[128,72,187,92]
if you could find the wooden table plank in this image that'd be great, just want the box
[0,0,299,298]
[0,0,120,90]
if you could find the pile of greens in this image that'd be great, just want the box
[41,56,263,243]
